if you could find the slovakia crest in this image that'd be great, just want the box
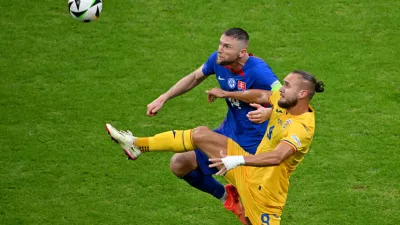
[238,81,246,90]
[228,78,236,89]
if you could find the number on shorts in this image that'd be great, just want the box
[261,213,270,225]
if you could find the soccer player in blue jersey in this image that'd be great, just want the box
[115,28,281,222]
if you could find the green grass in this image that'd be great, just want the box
[1,0,399,224]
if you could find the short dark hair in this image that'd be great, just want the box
[292,70,325,99]
[223,28,249,42]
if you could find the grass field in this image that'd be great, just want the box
[1,0,400,224]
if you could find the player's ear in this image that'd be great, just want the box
[239,48,247,57]
[298,90,308,99]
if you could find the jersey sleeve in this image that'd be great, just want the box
[251,64,281,91]
[281,122,313,153]
[201,52,218,76]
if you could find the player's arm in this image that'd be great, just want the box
[210,122,312,175]
[164,65,207,99]
[206,88,271,105]
[147,66,207,116]
[209,142,294,175]
[243,142,294,167]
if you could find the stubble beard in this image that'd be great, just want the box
[216,58,236,66]
[216,53,240,66]
[278,97,298,109]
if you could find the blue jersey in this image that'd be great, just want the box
[202,52,280,154]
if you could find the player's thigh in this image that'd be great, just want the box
[224,138,249,187]
[192,126,229,158]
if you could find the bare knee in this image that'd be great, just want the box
[192,126,212,145]
[170,152,198,178]
[191,126,228,159]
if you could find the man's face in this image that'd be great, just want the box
[278,73,301,109]
[216,35,244,66]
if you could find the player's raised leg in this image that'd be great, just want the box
[191,126,228,159]
[106,123,196,160]
[106,124,246,224]
[106,124,142,160]
[106,124,224,159]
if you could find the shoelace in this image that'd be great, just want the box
[120,130,133,136]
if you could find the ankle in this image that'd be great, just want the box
[219,190,227,203]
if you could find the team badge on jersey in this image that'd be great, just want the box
[291,134,301,147]
[228,78,236,89]
[238,81,246,90]
[283,119,292,128]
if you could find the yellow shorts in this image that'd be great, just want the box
[224,139,281,225]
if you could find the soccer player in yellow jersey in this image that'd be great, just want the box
[106,70,324,225]
[202,70,325,224]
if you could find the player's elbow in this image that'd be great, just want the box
[269,153,286,166]
[259,155,282,166]
[249,90,269,104]
[192,70,206,84]
[269,157,283,166]
[258,91,270,104]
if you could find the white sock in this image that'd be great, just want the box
[219,190,227,203]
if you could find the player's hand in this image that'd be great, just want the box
[209,151,245,176]
[146,95,167,116]
[207,93,216,103]
[205,88,226,103]
[247,103,272,123]
[209,150,227,175]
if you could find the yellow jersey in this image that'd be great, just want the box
[245,90,316,215]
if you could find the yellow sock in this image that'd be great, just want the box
[135,129,195,153]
